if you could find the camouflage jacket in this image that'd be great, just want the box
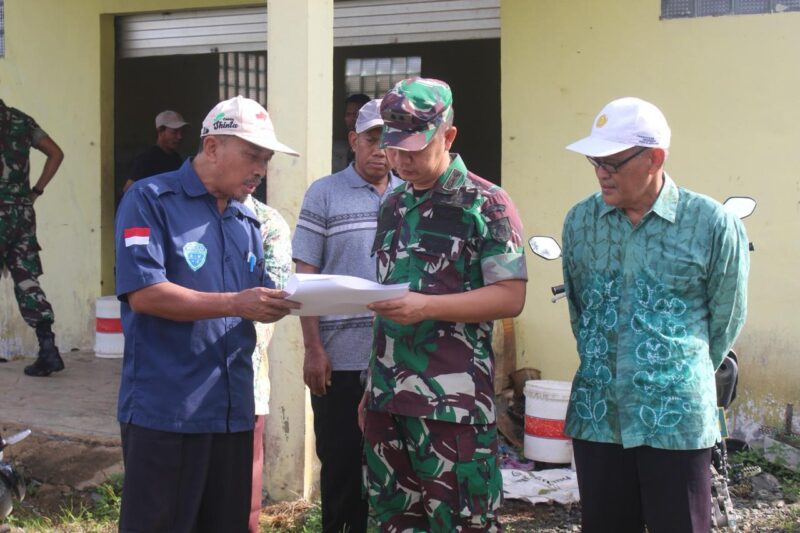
[368,154,527,425]
[0,100,46,204]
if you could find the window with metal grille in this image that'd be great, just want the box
[662,0,800,18]
[345,56,422,98]
[218,52,267,103]
[0,0,5,58]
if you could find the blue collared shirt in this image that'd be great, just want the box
[562,175,749,450]
[115,159,273,433]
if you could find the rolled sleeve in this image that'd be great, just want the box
[479,188,528,284]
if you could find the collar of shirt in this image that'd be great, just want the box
[400,153,468,198]
[172,158,258,223]
[599,172,679,224]
[343,163,403,191]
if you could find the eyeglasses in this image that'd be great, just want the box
[586,147,649,174]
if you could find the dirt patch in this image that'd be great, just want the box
[1,423,122,518]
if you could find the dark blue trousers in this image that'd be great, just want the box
[119,423,253,533]
[310,370,368,533]
[573,438,712,533]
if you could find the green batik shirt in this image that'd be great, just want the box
[369,154,527,425]
[244,195,292,416]
[0,101,47,204]
[562,175,749,450]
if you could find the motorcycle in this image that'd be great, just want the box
[0,429,30,519]
[528,196,756,531]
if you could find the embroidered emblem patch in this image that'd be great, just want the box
[183,241,208,272]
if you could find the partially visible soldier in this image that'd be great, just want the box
[362,78,528,531]
[0,99,65,377]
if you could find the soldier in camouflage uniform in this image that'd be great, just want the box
[360,78,528,532]
[0,100,65,377]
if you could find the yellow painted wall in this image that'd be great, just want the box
[2,0,332,500]
[502,0,800,435]
[0,0,256,356]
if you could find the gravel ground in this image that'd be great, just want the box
[497,479,800,532]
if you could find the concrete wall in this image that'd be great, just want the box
[0,0,254,356]
[1,0,317,499]
[502,0,800,437]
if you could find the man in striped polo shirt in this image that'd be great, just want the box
[293,98,402,533]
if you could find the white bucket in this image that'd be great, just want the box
[94,296,124,358]
[523,380,573,463]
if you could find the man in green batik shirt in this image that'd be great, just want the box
[361,78,528,532]
[561,97,749,533]
[240,192,292,533]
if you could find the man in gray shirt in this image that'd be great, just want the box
[293,99,402,533]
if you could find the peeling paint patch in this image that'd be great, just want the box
[731,394,800,442]
[0,334,23,360]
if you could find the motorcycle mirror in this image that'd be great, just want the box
[528,236,562,260]
[723,196,756,219]
[2,430,30,448]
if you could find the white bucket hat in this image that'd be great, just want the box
[201,96,299,156]
[566,97,671,157]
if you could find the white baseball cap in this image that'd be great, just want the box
[355,99,384,134]
[566,97,671,157]
[200,96,299,156]
[155,110,188,129]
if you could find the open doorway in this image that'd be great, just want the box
[333,39,501,184]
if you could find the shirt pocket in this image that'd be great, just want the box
[408,231,468,295]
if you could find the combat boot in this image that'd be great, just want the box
[23,322,65,377]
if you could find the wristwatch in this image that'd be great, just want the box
[31,186,44,196]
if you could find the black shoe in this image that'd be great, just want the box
[25,322,65,377]
[23,346,65,377]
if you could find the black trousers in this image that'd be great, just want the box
[572,438,712,533]
[310,370,369,533]
[119,423,253,533]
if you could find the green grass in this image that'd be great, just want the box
[261,502,380,533]
[3,474,122,532]
[732,447,800,502]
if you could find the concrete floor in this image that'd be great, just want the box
[0,351,121,444]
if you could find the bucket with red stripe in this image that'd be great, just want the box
[523,380,572,463]
[95,296,124,358]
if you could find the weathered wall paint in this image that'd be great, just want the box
[0,0,255,353]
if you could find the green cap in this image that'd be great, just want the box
[379,77,453,151]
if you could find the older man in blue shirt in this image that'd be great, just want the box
[115,96,300,532]
[561,97,749,533]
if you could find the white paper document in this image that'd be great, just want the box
[284,273,409,316]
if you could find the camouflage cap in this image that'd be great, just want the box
[379,77,453,151]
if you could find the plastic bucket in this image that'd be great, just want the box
[94,296,124,358]
[523,380,572,463]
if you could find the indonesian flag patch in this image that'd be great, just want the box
[124,227,151,247]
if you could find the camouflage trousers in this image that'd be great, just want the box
[363,411,502,532]
[0,203,55,327]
